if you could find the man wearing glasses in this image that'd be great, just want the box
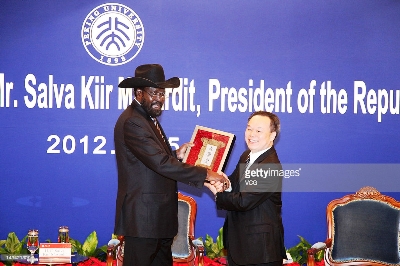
[113,64,228,265]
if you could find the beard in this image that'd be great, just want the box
[140,96,163,117]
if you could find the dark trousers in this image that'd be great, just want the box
[124,236,173,266]
[227,243,283,266]
[227,249,283,266]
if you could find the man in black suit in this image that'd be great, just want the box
[114,64,227,265]
[206,111,287,266]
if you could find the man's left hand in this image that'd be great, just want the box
[176,142,194,160]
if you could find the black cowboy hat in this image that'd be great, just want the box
[118,64,180,89]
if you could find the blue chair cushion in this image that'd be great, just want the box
[331,200,400,264]
[172,200,191,258]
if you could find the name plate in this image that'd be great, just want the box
[39,243,71,263]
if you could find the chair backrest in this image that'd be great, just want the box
[326,186,400,265]
[172,192,197,261]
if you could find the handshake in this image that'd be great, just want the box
[204,169,230,195]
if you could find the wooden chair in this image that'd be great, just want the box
[307,186,400,266]
[107,192,204,266]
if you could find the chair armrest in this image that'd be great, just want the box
[307,239,332,266]
[192,239,205,266]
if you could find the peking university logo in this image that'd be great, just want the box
[81,3,145,66]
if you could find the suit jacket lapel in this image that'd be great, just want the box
[234,147,277,192]
[252,147,275,165]
[151,118,174,155]
[233,151,251,192]
[239,151,251,176]
[131,101,173,155]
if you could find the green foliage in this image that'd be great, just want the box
[0,232,29,266]
[69,231,107,261]
[0,231,109,263]
[0,232,28,255]
[199,227,226,259]
[287,235,324,266]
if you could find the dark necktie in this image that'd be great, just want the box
[241,154,251,178]
[238,154,251,192]
[244,154,250,170]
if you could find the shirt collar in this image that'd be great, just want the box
[249,146,271,165]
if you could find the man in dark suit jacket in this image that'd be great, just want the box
[114,64,227,265]
[206,111,287,266]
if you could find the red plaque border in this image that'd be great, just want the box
[182,125,235,172]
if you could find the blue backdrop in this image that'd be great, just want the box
[1,0,400,250]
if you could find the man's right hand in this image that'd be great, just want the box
[206,169,229,191]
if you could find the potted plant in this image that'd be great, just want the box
[286,235,324,266]
[0,232,29,266]
[198,227,227,265]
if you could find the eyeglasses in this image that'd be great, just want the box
[142,89,166,99]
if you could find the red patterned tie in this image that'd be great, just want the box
[154,118,165,142]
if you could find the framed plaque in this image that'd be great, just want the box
[182,125,235,172]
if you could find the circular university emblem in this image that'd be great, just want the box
[81,3,145,66]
